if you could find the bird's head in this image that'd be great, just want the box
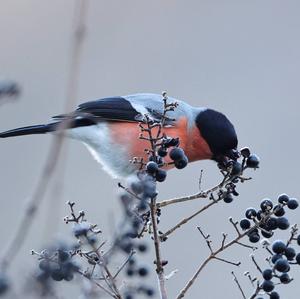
[195,108,239,165]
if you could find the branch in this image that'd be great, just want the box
[159,196,222,240]
[232,271,247,299]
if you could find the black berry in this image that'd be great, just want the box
[262,269,273,280]
[272,240,286,254]
[246,154,260,168]
[260,199,273,212]
[277,217,290,230]
[261,280,274,292]
[240,219,251,230]
[245,208,257,219]
[146,162,159,174]
[155,169,167,182]
[278,194,289,204]
[174,156,188,169]
[287,198,299,210]
[169,148,185,161]
[274,259,290,272]
[280,273,291,284]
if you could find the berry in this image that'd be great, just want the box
[230,161,242,176]
[270,292,280,299]
[296,253,300,264]
[169,147,185,161]
[272,254,283,264]
[249,233,260,243]
[273,205,285,217]
[125,293,134,299]
[51,269,64,281]
[262,269,273,280]
[137,243,148,253]
[143,179,157,198]
[145,288,155,296]
[165,137,179,147]
[261,280,274,292]
[280,273,291,284]
[245,208,257,219]
[285,247,296,260]
[157,147,168,157]
[64,272,74,281]
[278,194,289,204]
[265,217,278,230]
[256,210,263,220]
[39,260,50,271]
[240,219,251,230]
[260,199,273,212]
[261,230,273,238]
[58,250,70,262]
[126,268,135,276]
[73,222,90,238]
[246,154,260,168]
[174,156,188,169]
[287,198,299,210]
[274,259,290,272]
[223,193,233,203]
[138,267,149,277]
[272,240,286,254]
[277,217,290,230]
[240,147,251,158]
[131,180,144,194]
[155,169,167,182]
[146,162,158,174]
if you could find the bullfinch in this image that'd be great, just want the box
[0,93,238,178]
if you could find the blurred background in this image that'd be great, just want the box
[0,1,299,298]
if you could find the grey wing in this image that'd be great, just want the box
[124,93,197,127]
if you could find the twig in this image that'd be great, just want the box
[113,251,135,279]
[175,220,265,299]
[250,255,262,274]
[150,197,168,299]
[232,271,247,299]
[157,174,231,208]
[159,197,222,240]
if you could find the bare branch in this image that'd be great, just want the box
[231,271,247,299]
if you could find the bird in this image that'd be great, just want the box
[0,93,238,178]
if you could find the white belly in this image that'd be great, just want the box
[67,123,136,178]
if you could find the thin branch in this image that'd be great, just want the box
[213,257,241,267]
[231,271,247,299]
[175,218,266,299]
[113,251,135,279]
[159,197,222,240]
[150,197,168,299]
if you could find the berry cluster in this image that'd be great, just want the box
[236,194,300,299]
[215,147,260,205]
[256,230,300,299]
[122,257,155,299]
[239,195,298,243]
[35,245,79,283]
[145,136,188,183]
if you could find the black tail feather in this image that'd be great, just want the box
[0,117,99,138]
[0,124,56,138]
